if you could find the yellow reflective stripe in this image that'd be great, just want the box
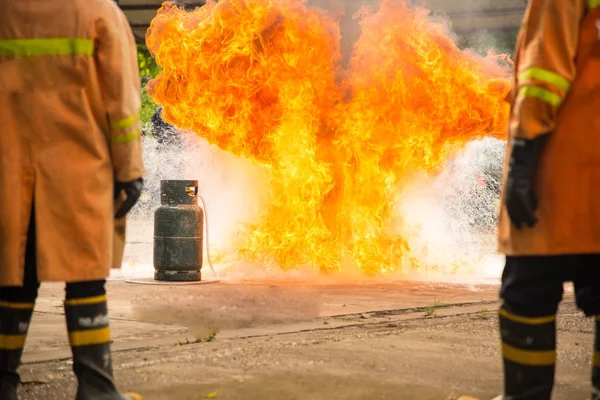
[0,334,27,350]
[112,129,141,145]
[518,68,570,92]
[518,86,562,107]
[0,38,94,57]
[589,0,600,8]
[111,113,140,130]
[594,351,600,367]
[69,327,111,347]
[499,308,556,325]
[64,295,107,307]
[502,343,555,366]
[0,301,34,310]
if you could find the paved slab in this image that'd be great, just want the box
[17,276,593,400]
[18,300,591,400]
[22,279,498,363]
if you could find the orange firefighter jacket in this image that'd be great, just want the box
[0,0,144,285]
[498,0,600,255]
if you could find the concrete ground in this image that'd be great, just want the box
[16,279,593,400]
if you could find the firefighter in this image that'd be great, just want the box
[459,0,600,399]
[0,1,144,399]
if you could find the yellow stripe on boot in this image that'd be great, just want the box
[593,351,600,368]
[0,301,35,310]
[64,294,107,306]
[499,309,556,325]
[0,333,27,350]
[125,393,143,400]
[502,343,555,366]
[69,327,111,347]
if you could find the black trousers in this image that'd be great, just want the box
[501,254,600,317]
[500,254,600,400]
[0,206,105,302]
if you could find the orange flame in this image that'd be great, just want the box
[146,0,511,275]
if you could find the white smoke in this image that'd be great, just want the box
[399,138,506,283]
[116,132,507,283]
[114,129,268,280]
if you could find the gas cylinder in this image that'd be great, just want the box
[153,180,203,281]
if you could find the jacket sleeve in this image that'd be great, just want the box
[95,2,145,182]
[509,0,586,140]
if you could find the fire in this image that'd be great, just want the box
[146,0,511,275]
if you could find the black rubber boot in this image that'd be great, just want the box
[0,301,35,400]
[592,316,600,400]
[499,305,556,400]
[64,294,141,400]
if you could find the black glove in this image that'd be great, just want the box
[504,135,548,229]
[114,178,144,219]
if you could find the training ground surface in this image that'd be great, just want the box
[17,279,591,400]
